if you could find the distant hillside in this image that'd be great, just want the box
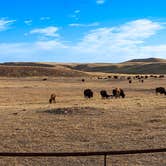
[0,64,88,77]
[0,62,55,67]
[0,57,166,76]
[70,58,166,74]
[125,58,166,63]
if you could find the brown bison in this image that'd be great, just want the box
[84,89,93,99]
[155,87,166,95]
[112,88,125,98]
[49,93,56,104]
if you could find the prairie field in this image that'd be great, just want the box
[0,76,165,165]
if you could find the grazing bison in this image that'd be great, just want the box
[159,75,165,78]
[100,90,111,99]
[112,88,125,98]
[129,80,132,84]
[127,76,131,80]
[82,79,85,82]
[98,77,102,80]
[49,93,56,104]
[155,87,166,95]
[114,76,118,79]
[84,89,93,99]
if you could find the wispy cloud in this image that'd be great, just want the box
[68,10,81,20]
[24,19,32,26]
[40,17,51,21]
[78,19,162,48]
[72,19,163,61]
[0,18,16,31]
[30,26,59,37]
[69,22,100,27]
[96,0,105,5]
[0,19,165,62]
[74,10,80,14]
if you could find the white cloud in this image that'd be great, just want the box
[71,19,164,61]
[69,22,100,27]
[0,18,16,31]
[30,26,59,37]
[24,19,32,26]
[0,19,165,62]
[96,0,105,4]
[74,10,80,14]
[69,10,80,20]
[0,41,67,62]
[40,17,51,21]
[35,40,67,50]
[75,19,162,49]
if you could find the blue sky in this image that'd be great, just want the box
[0,0,166,62]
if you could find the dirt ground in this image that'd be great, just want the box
[0,76,165,166]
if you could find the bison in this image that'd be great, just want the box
[114,76,118,79]
[84,89,93,99]
[112,88,125,98]
[155,87,166,95]
[159,75,165,78]
[127,76,131,80]
[100,90,111,99]
[49,93,56,104]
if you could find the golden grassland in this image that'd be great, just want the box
[0,76,165,165]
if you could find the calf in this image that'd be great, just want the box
[49,93,56,104]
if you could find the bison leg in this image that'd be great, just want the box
[49,98,52,104]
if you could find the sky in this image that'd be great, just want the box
[0,0,166,62]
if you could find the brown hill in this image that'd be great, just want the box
[125,57,166,63]
[0,64,88,77]
[0,57,166,76]
[70,58,166,74]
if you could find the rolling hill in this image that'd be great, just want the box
[125,57,166,63]
[70,58,166,74]
[0,57,166,76]
[0,63,88,77]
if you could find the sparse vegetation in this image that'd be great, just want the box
[0,72,165,165]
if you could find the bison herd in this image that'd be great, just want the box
[83,88,125,99]
[49,75,165,103]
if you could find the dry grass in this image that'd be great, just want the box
[0,76,165,165]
